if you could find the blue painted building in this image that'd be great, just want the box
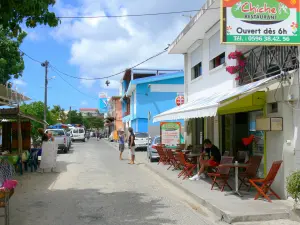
[121,69,185,137]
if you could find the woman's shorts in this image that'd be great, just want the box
[119,144,124,152]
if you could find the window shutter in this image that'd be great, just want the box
[209,31,225,60]
[191,45,203,68]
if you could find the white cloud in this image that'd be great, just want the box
[81,100,88,105]
[12,79,27,87]
[26,31,41,41]
[52,0,203,90]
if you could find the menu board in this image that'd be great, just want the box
[160,122,181,147]
[39,142,58,170]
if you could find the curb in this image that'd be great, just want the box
[103,139,291,224]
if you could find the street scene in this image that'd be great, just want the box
[7,140,300,225]
[2,0,300,224]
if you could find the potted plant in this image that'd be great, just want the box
[286,171,300,208]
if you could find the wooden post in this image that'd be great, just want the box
[17,106,23,175]
[17,115,22,155]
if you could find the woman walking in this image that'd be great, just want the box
[128,127,136,165]
[118,129,125,160]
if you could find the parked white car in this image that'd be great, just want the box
[70,127,86,142]
[134,132,151,151]
[45,129,69,153]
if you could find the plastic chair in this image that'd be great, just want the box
[249,160,283,202]
[28,149,39,172]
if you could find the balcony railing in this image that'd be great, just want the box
[239,46,299,85]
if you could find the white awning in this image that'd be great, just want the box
[153,75,281,122]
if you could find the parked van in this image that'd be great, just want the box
[70,127,86,142]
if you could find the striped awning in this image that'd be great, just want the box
[153,75,281,122]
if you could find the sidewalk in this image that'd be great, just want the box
[106,140,295,224]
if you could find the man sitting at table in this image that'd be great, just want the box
[189,139,221,181]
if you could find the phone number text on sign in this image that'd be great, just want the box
[232,35,291,42]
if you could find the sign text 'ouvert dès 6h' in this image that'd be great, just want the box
[221,0,300,45]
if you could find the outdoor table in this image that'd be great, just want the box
[186,153,202,171]
[182,150,191,153]
[219,162,250,197]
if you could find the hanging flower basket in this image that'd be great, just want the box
[226,51,246,81]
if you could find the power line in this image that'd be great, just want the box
[57,8,220,19]
[50,67,98,100]
[49,49,167,80]
[20,49,43,64]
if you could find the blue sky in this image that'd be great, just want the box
[15,0,203,111]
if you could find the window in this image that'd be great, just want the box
[154,137,161,144]
[192,62,202,79]
[210,52,225,70]
[135,133,148,138]
[267,102,278,113]
[73,129,78,134]
[50,130,65,136]
[79,129,85,133]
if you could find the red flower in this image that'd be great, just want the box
[291,22,298,29]
[226,66,239,74]
[226,51,246,76]
[238,60,246,67]
[235,76,241,81]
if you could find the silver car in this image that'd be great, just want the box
[147,136,160,162]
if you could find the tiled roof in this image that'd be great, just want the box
[79,108,98,111]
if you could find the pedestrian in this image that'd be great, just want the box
[118,128,125,160]
[189,139,221,181]
[96,130,100,141]
[128,127,136,165]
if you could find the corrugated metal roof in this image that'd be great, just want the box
[79,108,98,111]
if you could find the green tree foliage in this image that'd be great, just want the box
[0,0,59,84]
[20,101,55,140]
[51,105,67,123]
[0,0,59,38]
[0,28,26,84]
[83,117,104,130]
[68,110,83,124]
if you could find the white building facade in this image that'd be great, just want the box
[154,0,300,199]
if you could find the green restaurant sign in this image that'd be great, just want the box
[221,0,300,45]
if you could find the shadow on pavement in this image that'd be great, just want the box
[8,188,176,225]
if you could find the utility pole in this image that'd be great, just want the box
[114,99,117,131]
[42,61,49,129]
[69,106,72,124]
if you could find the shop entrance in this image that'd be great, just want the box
[220,110,264,177]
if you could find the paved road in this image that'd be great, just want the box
[8,139,216,225]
